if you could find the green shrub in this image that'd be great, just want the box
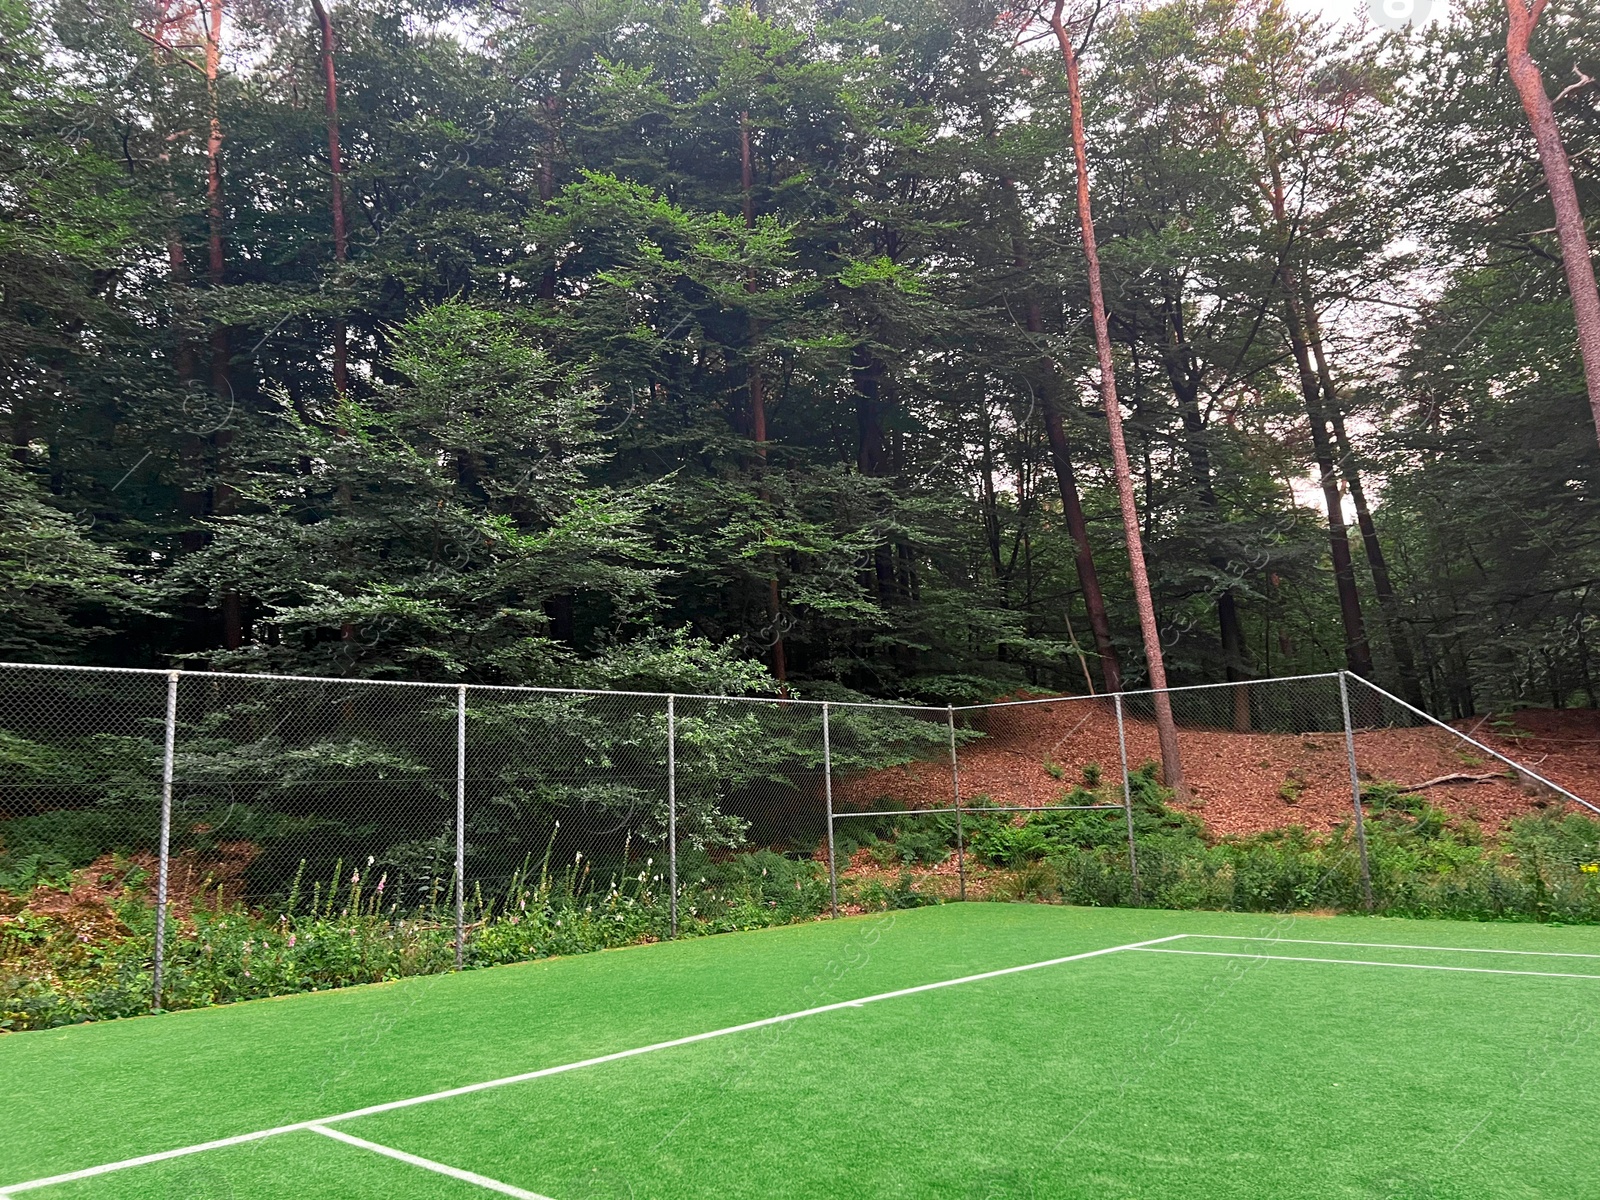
[9,777,1600,1033]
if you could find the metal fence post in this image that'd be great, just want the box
[152,670,179,1013]
[1114,692,1141,904]
[1338,672,1375,911]
[455,684,467,969]
[823,702,838,919]
[668,694,678,938]
[947,704,965,902]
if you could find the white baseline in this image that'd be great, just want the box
[1181,935,1600,960]
[1134,946,1600,981]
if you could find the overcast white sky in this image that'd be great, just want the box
[1285,0,1454,31]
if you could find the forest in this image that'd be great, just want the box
[3,0,1599,718]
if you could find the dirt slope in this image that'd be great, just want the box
[838,700,1600,837]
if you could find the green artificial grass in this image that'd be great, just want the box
[5,904,1600,1198]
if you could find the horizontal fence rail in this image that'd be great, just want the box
[0,662,1591,1016]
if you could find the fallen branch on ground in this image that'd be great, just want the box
[1400,772,1505,790]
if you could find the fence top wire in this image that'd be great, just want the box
[1345,673,1600,817]
[5,660,1595,814]
[0,661,931,712]
[950,673,1344,711]
[0,661,1349,714]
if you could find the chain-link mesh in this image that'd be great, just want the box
[952,695,1125,806]
[1117,675,1352,817]
[827,702,972,905]
[0,666,171,1025]
[465,688,669,961]
[10,661,1599,1028]
[1114,676,1370,909]
[671,697,828,930]
[1344,674,1600,822]
[937,696,1132,902]
[164,673,460,1007]
[0,666,170,877]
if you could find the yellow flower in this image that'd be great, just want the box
[1581,863,1599,874]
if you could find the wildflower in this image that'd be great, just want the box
[367,855,375,867]
[1583,863,1599,874]
[351,870,360,885]
[376,876,386,895]
[287,934,297,948]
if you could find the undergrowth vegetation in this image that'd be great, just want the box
[0,847,929,1032]
[5,765,1600,1033]
[967,769,1600,920]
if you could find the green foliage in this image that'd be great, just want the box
[181,300,660,684]
[0,0,1590,712]
[11,800,1600,1031]
[4,0,1600,1033]
[0,464,148,659]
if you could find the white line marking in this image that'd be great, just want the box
[1183,935,1600,960]
[308,1125,554,1199]
[0,934,1183,1195]
[0,1122,317,1195]
[1133,947,1600,981]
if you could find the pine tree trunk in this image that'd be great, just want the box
[1302,299,1425,705]
[854,346,899,602]
[740,109,785,687]
[979,397,1004,583]
[536,78,574,639]
[1026,294,1124,693]
[311,0,348,398]
[997,169,1122,691]
[1506,0,1600,447]
[1051,0,1185,793]
[202,0,242,651]
[143,14,210,556]
[1284,300,1373,678]
[1256,109,1373,679]
[1162,297,1251,729]
[539,90,561,300]
[204,0,227,401]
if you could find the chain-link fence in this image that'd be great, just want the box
[3,663,1595,1022]
[828,701,967,908]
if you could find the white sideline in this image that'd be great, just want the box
[1133,946,1600,981]
[308,1125,553,1199]
[1181,935,1600,960]
[0,934,1185,1197]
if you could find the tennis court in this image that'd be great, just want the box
[4,904,1598,1199]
